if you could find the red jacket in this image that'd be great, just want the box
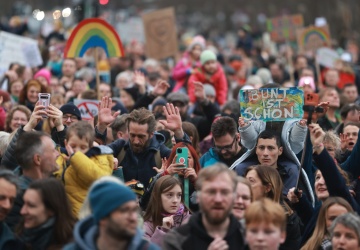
[188,64,228,105]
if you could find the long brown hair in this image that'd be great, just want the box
[245,165,293,215]
[301,197,353,250]
[18,79,48,105]
[143,176,183,228]
[182,122,201,156]
[166,142,201,174]
[18,178,76,247]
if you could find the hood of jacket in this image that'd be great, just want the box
[71,216,150,250]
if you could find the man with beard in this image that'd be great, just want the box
[0,170,21,249]
[163,163,245,249]
[200,116,247,168]
[64,181,159,250]
[95,96,189,188]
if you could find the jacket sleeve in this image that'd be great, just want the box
[314,148,360,213]
[1,127,24,170]
[187,74,198,104]
[172,59,190,80]
[341,136,360,178]
[51,126,67,148]
[239,120,264,150]
[162,230,184,250]
[215,71,228,106]
[143,221,169,248]
[288,122,307,154]
[293,194,314,226]
[69,152,113,187]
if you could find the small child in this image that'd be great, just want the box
[187,50,228,105]
[244,198,286,250]
[54,121,114,217]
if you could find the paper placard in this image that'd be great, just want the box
[74,99,99,120]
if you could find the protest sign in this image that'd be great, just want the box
[239,87,304,122]
[297,25,331,53]
[0,31,43,76]
[266,15,304,43]
[74,99,99,120]
[142,7,178,60]
[316,47,339,68]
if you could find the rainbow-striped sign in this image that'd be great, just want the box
[296,25,331,52]
[64,18,125,58]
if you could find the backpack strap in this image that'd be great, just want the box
[154,150,162,169]
[117,148,126,164]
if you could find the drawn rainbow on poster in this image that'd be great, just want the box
[298,26,330,47]
[64,18,125,58]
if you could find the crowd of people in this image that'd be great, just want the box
[0,13,360,250]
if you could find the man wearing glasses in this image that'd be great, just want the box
[200,117,247,168]
[50,103,82,147]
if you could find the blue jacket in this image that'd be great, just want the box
[200,148,222,168]
[63,216,160,250]
[97,129,190,188]
[298,148,360,247]
[341,135,360,178]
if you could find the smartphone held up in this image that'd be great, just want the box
[176,147,188,169]
[38,93,51,118]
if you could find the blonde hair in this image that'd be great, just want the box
[301,197,353,250]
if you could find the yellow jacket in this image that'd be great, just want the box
[54,145,114,217]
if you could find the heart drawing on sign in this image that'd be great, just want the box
[148,16,174,45]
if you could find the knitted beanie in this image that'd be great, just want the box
[122,87,139,102]
[200,50,217,65]
[60,103,82,120]
[34,69,51,85]
[90,182,136,222]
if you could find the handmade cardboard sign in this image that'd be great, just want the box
[239,87,304,122]
[142,7,178,59]
[297,25,331,53]
[266,15,304,43]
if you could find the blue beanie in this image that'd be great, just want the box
[89,182,136,222]
[200,50,217,65]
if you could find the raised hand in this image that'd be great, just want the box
[194,81,206,101]
[23,102,47,132]
[340,133,348,152]
[97,96,120,133]
[184,168,197,182]
[309,123,325,154]
[238,117,248,128]
[159,103,184,138]
[287,187,302,204]
[133,70,146,94]
[152,80,170,97]
[208,236,229,250]
[153,157,167,174]
[162,215,174,229]
[47,104,64,131]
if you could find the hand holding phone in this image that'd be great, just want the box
[175,147,188,169]
[38,93,51,118]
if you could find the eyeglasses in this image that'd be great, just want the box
[62,115,78,121]
[213,138,236,153]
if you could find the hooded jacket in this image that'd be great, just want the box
[54,145,114,217]
[63,216,160,250]
[163,212,245,250]
[231,119,315,206]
